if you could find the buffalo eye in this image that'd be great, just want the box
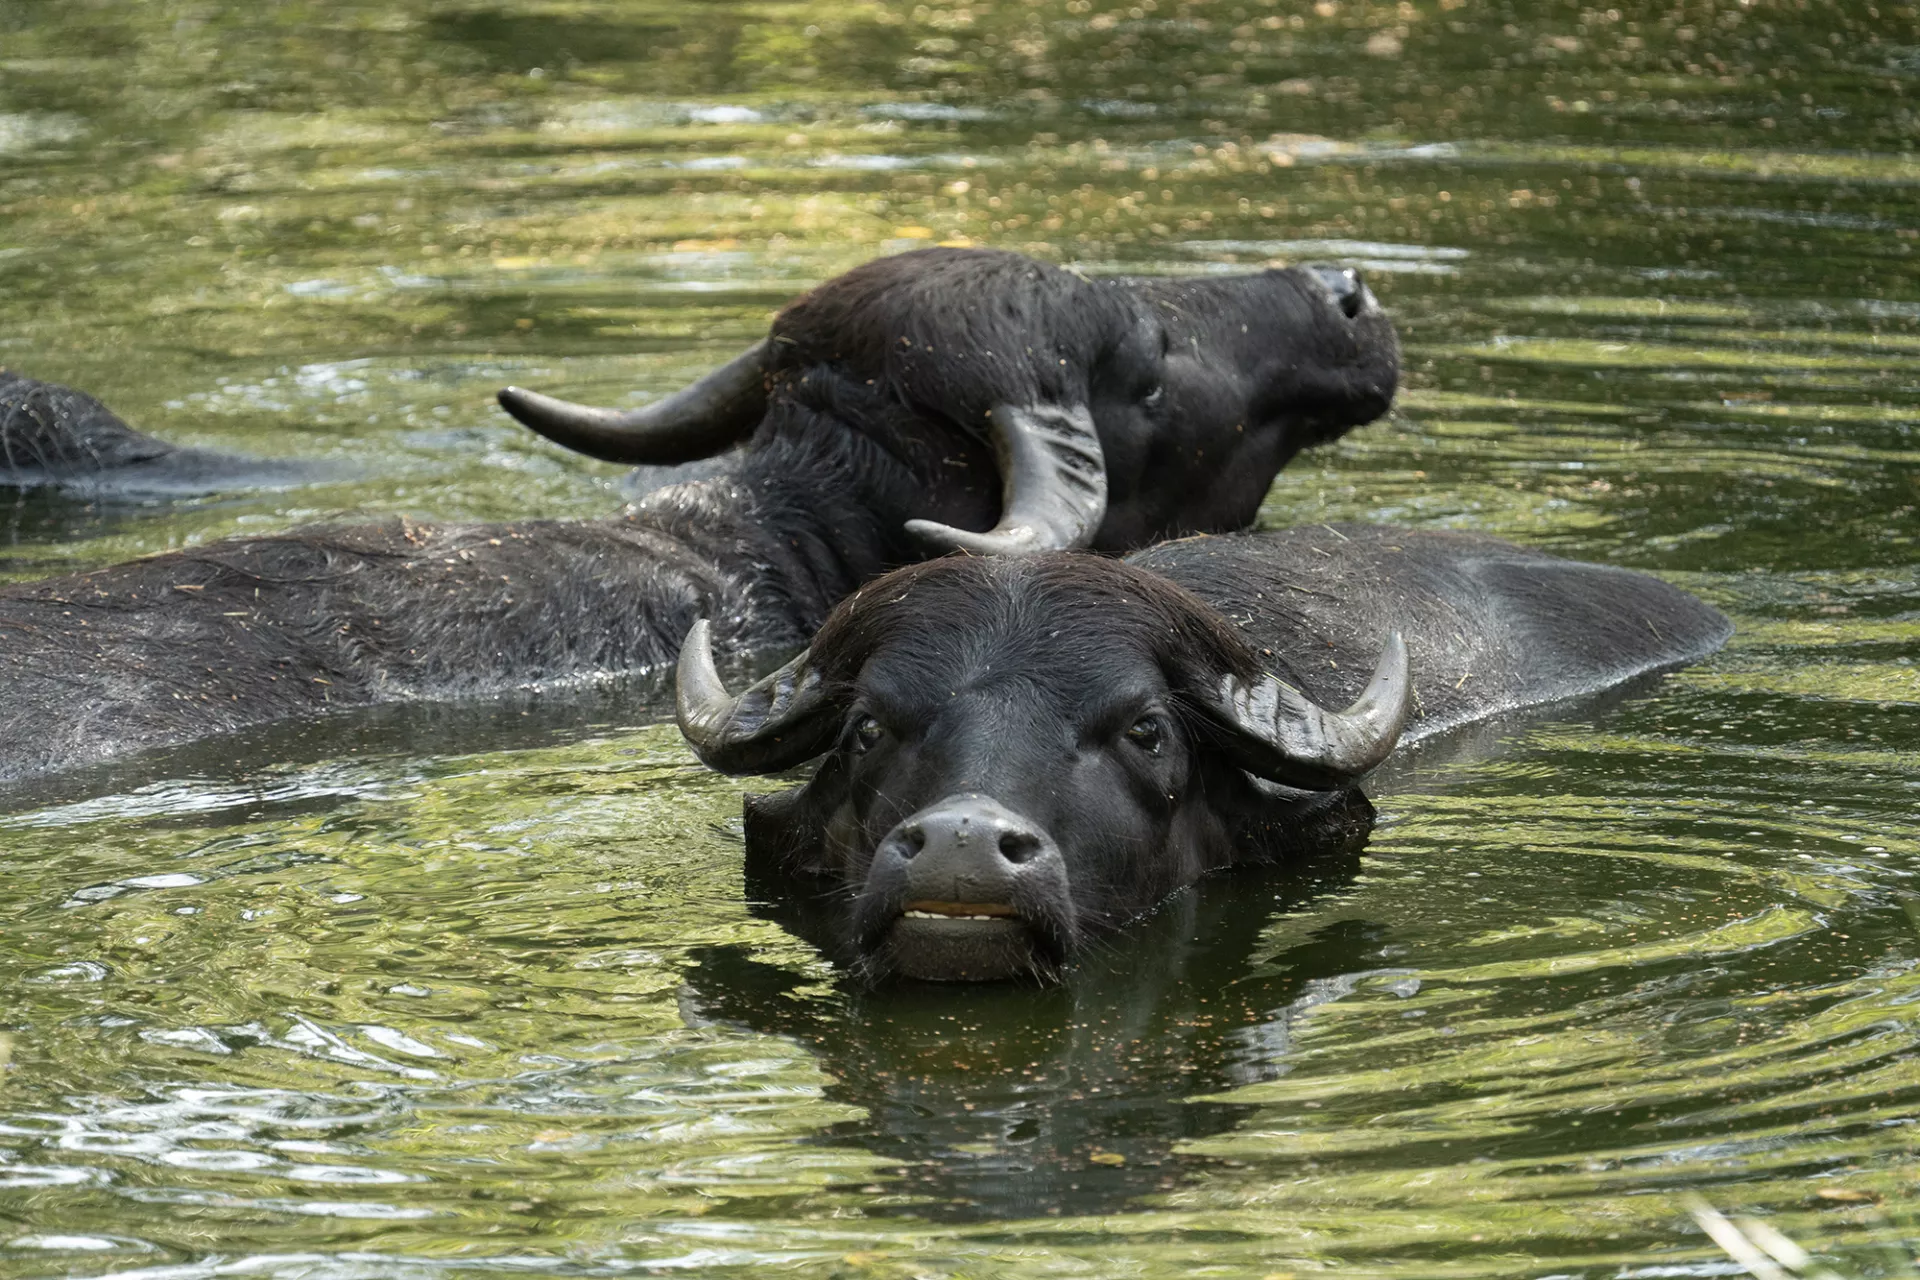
[1141,381,1164,409]
[851,714,885,753]
[1125,715,1164,755]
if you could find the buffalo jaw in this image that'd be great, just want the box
[905,403,1107,557]
[1203,631,1413,792]
[497,339,770,465]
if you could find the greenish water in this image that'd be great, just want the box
[2,0,1918,1275]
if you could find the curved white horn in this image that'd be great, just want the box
[904,402,1107,557]
[1200,632,1413,790]
[674,619,842,774]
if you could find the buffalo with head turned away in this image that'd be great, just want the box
[674,524,1734,984]
[496,246,1397,557]
[0,249,1396,783]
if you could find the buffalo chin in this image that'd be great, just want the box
[880,916,1047,982]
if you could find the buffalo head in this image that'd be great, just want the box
[499,248,1397,559]
[673,553,1411,983]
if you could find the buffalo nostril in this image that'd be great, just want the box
[998,830,1043,864]
[901,825,926,858]
[1331,269,1366,318]
[1310,265,1366,319]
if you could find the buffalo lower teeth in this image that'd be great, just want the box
[901,910,1008,921]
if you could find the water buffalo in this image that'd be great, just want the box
[0,370,317,495]
[0,248,1397,781]
[672,524,1734,983]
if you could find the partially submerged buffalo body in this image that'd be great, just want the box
[0,248,1396,779]
[0,370,317,496]
[675,524,1733,983]
[1,245,1732,992]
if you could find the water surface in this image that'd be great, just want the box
[1,0,1918,1275]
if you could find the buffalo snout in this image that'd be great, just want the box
[1308,264,1372,319]
[856,794,1075,983]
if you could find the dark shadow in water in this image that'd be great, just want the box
[678,790,1382,1222]
[0,479,342,579]
[427,10,679,73]
[0,487,237,552]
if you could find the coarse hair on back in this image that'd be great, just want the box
[769,248,1135,418]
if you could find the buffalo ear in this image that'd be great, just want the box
[904,402,1107,556]
[1189,633,1413,792]
[742,737,860,878]
[743,785,829,877]
[675,620,844,774]
[1226,782,1378,868]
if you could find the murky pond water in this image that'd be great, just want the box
[3,0,1919,1275]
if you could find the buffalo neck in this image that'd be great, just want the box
[624,386,995,650]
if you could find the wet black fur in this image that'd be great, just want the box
[739,525,1733,980]
[0,249,1396,779]
[766,251,1398,553]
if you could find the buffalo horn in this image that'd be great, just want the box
[1202,632,1412,791]
[497,339,770,464]
[675,619,843,774]
[904,402,1108,556]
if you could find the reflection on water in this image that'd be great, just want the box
[689,791,1377,1222]
[2,0,1918,1275]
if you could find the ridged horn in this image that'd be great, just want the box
[1200,632,1412,791]
[498,339,770,465]
[904,402,1107,557]
[674,619,843,774]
